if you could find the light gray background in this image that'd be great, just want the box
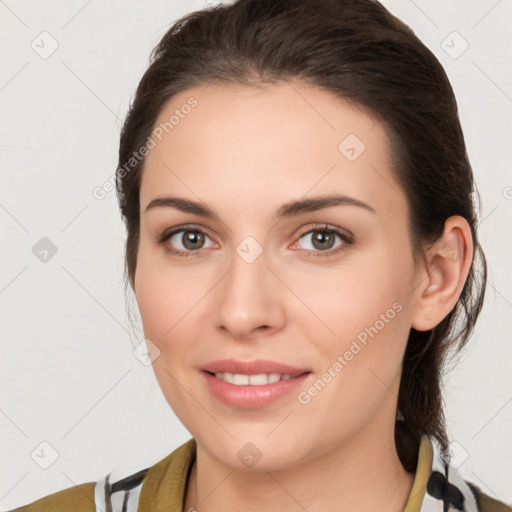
[1,0,511,509]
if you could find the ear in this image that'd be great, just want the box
[411,216,474,331]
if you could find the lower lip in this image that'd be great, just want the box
[202,371,311,409]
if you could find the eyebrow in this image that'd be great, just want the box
[144,194,376,219]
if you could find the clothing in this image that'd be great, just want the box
[7,434,511,512]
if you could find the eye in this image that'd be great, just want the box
[157,224,216,257]
[157,223,353,258]
[291,224,353,257]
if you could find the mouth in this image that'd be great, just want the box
[200,364,313,409]
[201,358,311,376]
[203,370,310,386]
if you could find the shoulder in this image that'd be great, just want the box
[425,435,512,512]
[5,467,151,512]
[6,438,196,512]
[6,482,96,512]
[467,481,512,512]
[5,467,152,512]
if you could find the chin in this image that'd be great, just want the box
[195,430,310,472]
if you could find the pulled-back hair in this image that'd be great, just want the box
[116,0,487,472]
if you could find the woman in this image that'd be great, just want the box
[9,0,511,511]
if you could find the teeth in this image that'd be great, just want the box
[213,372,294,385]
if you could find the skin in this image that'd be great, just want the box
[133,80,473,512]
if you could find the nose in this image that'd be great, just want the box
[213,244,286,341]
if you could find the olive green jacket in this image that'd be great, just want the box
[8,435,512,511]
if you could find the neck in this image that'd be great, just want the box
[183,419,416,512]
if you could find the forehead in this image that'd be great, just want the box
[140,80,403,217]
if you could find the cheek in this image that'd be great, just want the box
[293,244,415,405]
[134,245,190,344]
[298,246,413,341]
[133,251,199,411]
[295,260,413,433]
[133,245,217,374]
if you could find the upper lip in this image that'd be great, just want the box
[201,359,311,376]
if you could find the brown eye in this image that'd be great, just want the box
[176,230,206,250]
[309,230,337,251]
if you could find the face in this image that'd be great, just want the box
[134,81,424,471]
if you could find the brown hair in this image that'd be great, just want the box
[116,0,487,472]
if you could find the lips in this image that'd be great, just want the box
[200,358,313,408]
[201,358,311,376]
[202,368,312,409]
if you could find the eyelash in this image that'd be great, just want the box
[157,223,354,259]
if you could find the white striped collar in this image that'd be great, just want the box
[93,435,482,512]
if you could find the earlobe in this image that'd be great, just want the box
[411,216,473,332]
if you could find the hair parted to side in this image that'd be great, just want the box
[115,0,487,473]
